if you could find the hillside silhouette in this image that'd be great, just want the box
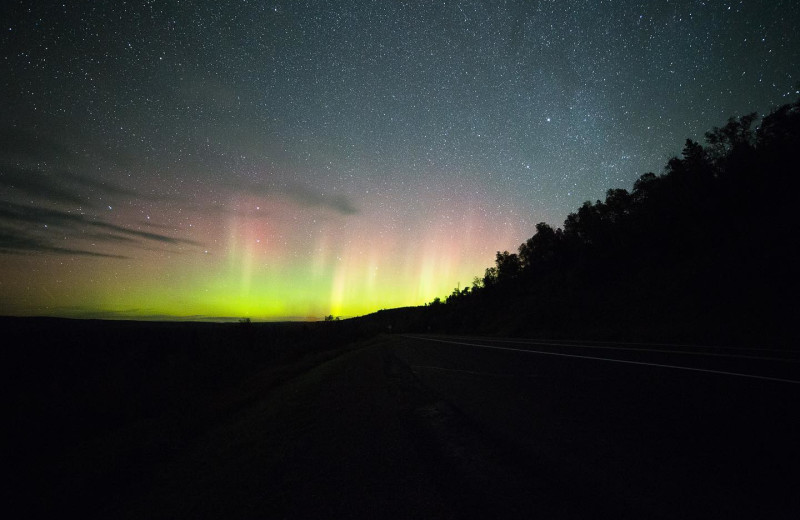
[380,99,800,346]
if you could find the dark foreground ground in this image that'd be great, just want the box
[4,318,799,518]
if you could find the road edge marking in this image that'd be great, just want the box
[404,335,800,385]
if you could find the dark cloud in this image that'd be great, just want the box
[1,166,91,206]
[84,232,139,244]
[0,160,202,257]
[282,183,358,215]
[0,229,128,258]
[0,201,90,227]
[90,220,202,246]
[230,182,358,215]
[0,201,201,258]
[1,127,355,218]
[0,126,163,208]
[0,165,167,208]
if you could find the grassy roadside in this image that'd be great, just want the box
[101,335,462,519]
[4,318,367,517]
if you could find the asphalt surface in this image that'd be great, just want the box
[11,328,798,518]
[389,334,800,519]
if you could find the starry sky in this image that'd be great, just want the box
[1,0,798,320]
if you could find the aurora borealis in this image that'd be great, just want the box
[2,1,798,320]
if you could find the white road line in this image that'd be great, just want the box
[433,336,798,363]
[404,335,800,385]
[443,334,792,354]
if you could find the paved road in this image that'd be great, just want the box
[389,334,800,519]
[19,330,796,519]
[405,334,800,384]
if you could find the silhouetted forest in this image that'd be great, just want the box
[377,100,800,345]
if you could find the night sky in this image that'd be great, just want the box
[1,1,798,320]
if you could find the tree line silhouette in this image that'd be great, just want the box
[407,99,800,345]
